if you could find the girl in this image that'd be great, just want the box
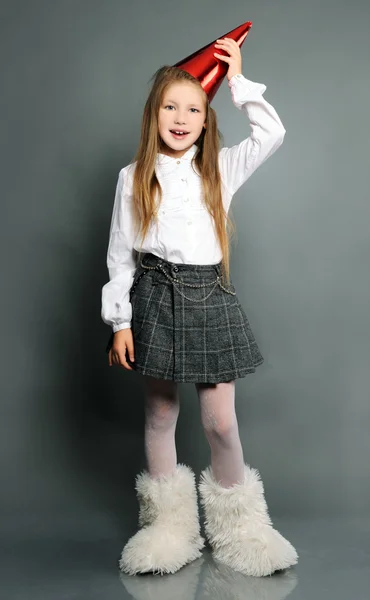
[101,37,298,577]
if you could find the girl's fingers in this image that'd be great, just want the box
[218,37,238,42]
[215,38,240,51]
[214,42,239,58]
[118,350,133,370]
[214,52,231,62]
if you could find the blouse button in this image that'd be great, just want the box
[176,160,181,164]
[187,220,192,225]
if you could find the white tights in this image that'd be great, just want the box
[143,375,245,488]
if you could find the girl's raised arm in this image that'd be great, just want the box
[101,167,137,332]
[218,73,286,197]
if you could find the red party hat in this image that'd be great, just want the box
[173,21,252,103]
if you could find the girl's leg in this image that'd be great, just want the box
[120,376,204,576]
[195,380,245,488]
[196,383,299,577]
[143,374,180,479]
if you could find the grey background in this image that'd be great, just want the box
[1,0,369,566]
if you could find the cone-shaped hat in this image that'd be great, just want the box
[173,21,252,103]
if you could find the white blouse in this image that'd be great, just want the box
[101,73,286,333]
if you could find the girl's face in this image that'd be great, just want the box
[158,81,206,158]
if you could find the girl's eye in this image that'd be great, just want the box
[164,105,199,113]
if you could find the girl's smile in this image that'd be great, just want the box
[169,129,190,140]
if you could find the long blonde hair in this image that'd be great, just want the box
[131,65,236,285]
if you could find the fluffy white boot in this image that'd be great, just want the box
[198,463,298,577]
[119,464,205,575]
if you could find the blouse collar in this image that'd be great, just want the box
[156,143,198,166]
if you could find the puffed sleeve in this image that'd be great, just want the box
[101,167,138,332]
[218,73,286,197]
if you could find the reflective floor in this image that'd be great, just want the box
[1,517,370,599]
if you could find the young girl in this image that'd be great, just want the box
[101,37,298,577]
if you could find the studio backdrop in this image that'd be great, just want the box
[1,0,369,540]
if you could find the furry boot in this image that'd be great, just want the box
[119,464,205,575]
[198,463,298,577]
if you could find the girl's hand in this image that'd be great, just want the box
[109,328,135,370]
[214,37,242,82]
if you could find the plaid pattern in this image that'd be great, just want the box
[107,252,264,383]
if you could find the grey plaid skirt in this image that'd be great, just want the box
[106,252,264,383]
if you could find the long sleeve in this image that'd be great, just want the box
[101,168,137,332]
[218,73,286,197]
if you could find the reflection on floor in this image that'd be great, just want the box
[1,517,370,600]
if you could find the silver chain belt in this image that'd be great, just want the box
[139,259,236,303]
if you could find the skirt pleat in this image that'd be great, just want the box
[117,252,264,383]
[107,253,264,383]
